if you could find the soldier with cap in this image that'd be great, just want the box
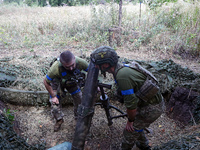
[90,46,164,150]
[44,51,89,132]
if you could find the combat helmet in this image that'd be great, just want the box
[90,46,119,66]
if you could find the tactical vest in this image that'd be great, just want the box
[117,61,160,102]
[50,57,84,86]
[49,57,59,67]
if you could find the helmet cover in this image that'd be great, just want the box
[90,46,119,66]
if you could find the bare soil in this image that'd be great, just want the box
[6,98,200,150]
[1,46,200,149]
[6,101,181,149]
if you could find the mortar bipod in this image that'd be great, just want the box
[95,82,127,126]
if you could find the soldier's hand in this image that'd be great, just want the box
[125,120,134,132]
[51,97,59,104]
[97,87,101,92]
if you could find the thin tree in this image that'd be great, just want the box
[118,0,123,27]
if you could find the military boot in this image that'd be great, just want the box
[138,146,151,150]
[136,142,151,150]
[54,119,64,132]
[121,142,135,150]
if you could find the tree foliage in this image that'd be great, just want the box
[144,0,178,10]
[2,0,180,7]
[38,0,47,6]
[1,0,124,6]
[3,0,20,4]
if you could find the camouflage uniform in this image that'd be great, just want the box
[90,46,165,150]
[45,57,89,121]
[114,64,164,150]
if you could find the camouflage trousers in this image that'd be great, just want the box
[49,91,82,121]
[50,80,82,121]
[121,99,165,150]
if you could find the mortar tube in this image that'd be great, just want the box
[72,62,99,150]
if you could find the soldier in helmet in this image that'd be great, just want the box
[44,51,89,132]
[91,46,164,150]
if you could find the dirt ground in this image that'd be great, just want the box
[6,96,200,150]
[6,100,183,150]
[1,46,200,149]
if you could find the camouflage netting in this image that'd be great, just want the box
[153,132,200,150]
[0,104,46,150]
[0,56,200,149]
[0,56,52,90]
[121,58,200,94]
[0,56,75,106]
[0,115,46,149]
[0,57,200,124]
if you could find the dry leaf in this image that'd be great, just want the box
[170,107,174,112]
[161,129,165,133]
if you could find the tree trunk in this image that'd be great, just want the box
[118,0,123,27]
[108,27,122,47]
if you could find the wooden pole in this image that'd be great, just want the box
[139,1,142,25]
[118,0,123,27]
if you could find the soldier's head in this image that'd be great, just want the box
[90,46,119,74]
[60,51,76,71]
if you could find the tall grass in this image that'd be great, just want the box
[0,2,199,56]
[152,2,200,57]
